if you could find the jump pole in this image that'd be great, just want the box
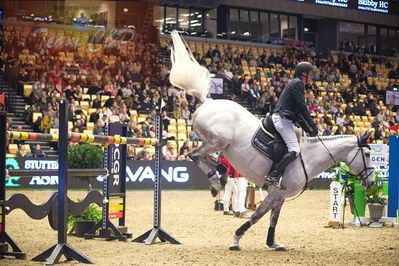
[0,111,26,259]
[388,136,399,223]
[32,100,93,265]
[84,123,132,241]
[132,114,180,245]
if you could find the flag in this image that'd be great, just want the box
[389,124,398,132]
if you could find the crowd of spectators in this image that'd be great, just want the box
[2,25,399,159]
[2,27,203,159]
[195,42,399,143]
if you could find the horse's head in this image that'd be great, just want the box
[346,132,375,190]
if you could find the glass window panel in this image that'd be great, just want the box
[229,8,239,36]
[289,16,297,40]
[368,25,376,36]
[189,9,203,32]
[339,22,365,49]
[239,9,249,36]
[270,13,279,39]
[280,15,288,39]
[380,28,389,51]
[157,6,165,33]
[388,29,396,46]
[249,11,259,37]
[178,8,189,29]
[165,7,177,30]
[260,12,269,41]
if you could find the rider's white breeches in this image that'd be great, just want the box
[272,113,300,155]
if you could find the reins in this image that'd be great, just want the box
[316,135,374,182]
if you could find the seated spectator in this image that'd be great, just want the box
[136,147,149,160]
[334,125,344,135]
[127,145,136,160]
[373,126,384,141]
[141,122,151,138]
[16,144,30,159]
[179,141,190,156]
[165,145,178,161]
[177,148,191,161]
[40,111,53,133]
[322,125,332,136]
[344,125,355,135]
[32,144,46,158]
[93,119,104,135]
[92,95,102,109]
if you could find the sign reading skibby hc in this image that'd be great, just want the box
[289,0,391,14]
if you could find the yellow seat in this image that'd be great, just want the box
[168,125,177,133]
[177,133,187,141]
[82,94,91,101]
[177,125,187,132]
[32,112,42,123]
[177,119,186,126]
[8,144,19,154]
[169,119,177,127]
[50,128,59,135]
[86,122,95,131]
[88,108,97,115]
[24,85,33,97]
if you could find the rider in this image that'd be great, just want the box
[265,62,319,187]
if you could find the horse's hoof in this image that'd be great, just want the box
[275,246,287,251]
[229,246,240,251]
[210,187,219,197]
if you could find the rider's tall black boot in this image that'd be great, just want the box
[265,151,297,188]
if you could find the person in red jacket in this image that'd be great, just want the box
[218,154,237,215]
[219,154,247,217]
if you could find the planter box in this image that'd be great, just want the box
[74,221,96,237]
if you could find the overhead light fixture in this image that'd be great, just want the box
[304,27,309,32]
[30,14,34,16]
[123,8,128,12]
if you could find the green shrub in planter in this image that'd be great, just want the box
[67,144,103,190]
[67,203,102,236]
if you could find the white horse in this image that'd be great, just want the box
[169,31,375,251]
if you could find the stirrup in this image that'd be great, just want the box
[264,175,286,190]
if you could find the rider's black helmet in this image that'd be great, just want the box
[294,62,317,78]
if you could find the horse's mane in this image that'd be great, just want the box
[305,135,356,143]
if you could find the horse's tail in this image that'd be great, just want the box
[169,30,210,102]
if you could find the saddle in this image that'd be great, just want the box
[251,115,288,163]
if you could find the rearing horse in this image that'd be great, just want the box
[169,31,375,251]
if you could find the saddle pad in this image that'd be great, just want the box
[251,127,275,160]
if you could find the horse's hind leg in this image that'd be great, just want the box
[267,200,286,251]
[229,191,284,251]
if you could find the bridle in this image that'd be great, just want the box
[316,135,374,182]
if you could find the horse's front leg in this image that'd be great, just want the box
[189,146,225,197]
[267,199,286,251]
[229,191,284,251]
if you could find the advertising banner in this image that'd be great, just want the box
[5,158,210,189]
[5,158,358,190]
[370,144,388,167]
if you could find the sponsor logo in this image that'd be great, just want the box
[315,0,349,8]
[358,0,388,13]
[5,158,21,187]
[125,166,189,183]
